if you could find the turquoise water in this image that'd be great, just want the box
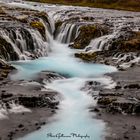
[11,40,117,140]
[10,41,116,80]
[11,56,116,80]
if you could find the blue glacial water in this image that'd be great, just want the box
[11,40,117,140]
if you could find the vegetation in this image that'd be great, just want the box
[30,21,46,38]
[75,31,140,62]
[75,52,97,61]
[27,0,140,12]
[119,31,140,52]
[71,24,108,49]
[109,31,140,52]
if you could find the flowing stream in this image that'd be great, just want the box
[11,30,117,140]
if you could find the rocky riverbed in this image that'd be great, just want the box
[0,62,62,140]
[84,66,140,140]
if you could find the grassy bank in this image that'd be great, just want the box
[27,0,140,12]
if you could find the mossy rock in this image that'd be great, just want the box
[71,24,109,49]
[34,11,50,33]
[55,20,63,30]
[75,52,97,61]
[119,32,140,52]
[30,21,46,38]
[0,59,15,79]
[0,8,6,15]
[98,97,117,105]
[110,31,140,52]
[36,11,49,23]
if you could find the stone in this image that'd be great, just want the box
[115,86,122,90]
[98,97,117,105]
[131,125,136,130]
[36,126,41,130]
[1,93,13,99]
[71,24,109,49]
[124,84,140,89]
[18,124,24,128]
[94,107,100,112]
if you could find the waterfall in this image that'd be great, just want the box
[84,34,116,52]
[0,29,22,60]
[56,23,77,43]
[0,23,51,61]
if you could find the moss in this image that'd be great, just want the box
[75,52,97,61]
[72,24,108,49]
[98,97,117,105]
[30,21,46,37]
[26,0,140,12]
[118,31,140,52]
[55,20,63,30]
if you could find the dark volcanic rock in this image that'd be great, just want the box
[18,96,59,108]
[98,97,140,114]
[124,84,140,89]
[0,59,16,80]
[96,67,140,115]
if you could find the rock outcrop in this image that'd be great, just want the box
[0,71,64,119]
[70,24,109,49]
[96,67,140,114]
[75,31,140,68]
[0,5,50,61]
[0,59,15,80]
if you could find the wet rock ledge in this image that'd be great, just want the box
[87,66,140,140]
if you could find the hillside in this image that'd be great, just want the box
[27,0,140,12]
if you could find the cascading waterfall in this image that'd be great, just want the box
[1,1,140,140]
[8,4,117,140]
[0,29,22,60]
[0,25,51,60]
[84,33,117,52]
[56,23,78,43]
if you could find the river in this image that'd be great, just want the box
[11,24,116,140]
[1,0,139,140]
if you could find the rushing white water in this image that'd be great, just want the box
[84,34,116,52]
[18,77,115,140]
[10,30,117,140]
[56,23,77,43]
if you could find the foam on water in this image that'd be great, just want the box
[12,37,116,140]
[18,77,115,140]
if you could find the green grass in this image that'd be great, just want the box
[26,0,140,12]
